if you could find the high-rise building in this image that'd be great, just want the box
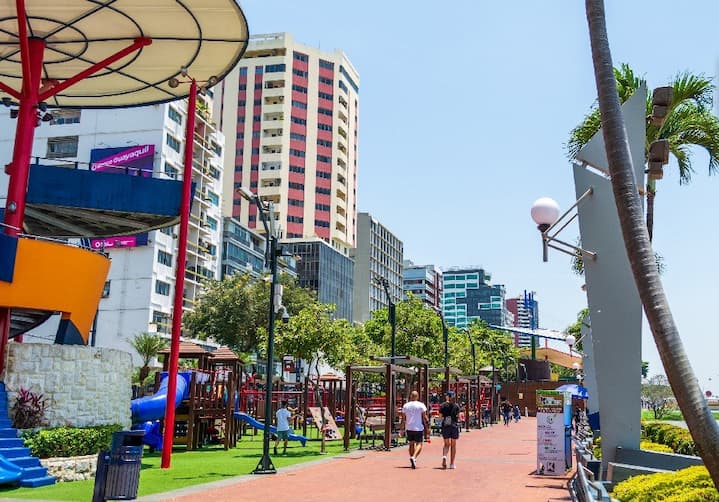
[283,238,354,320]
[441,267,512,328]
[505,291,539,347]
[0,96,224,361]
[402,260,442,311]
[351,213,403,323]
[216,32,360,255]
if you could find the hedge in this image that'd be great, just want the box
[22,424,123,459]
[642,422,698,456]
[639,440,674,454]
[612,465,718,502]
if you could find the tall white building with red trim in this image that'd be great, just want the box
[216,33,360,254]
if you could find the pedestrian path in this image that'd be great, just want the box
[140,417,573,502]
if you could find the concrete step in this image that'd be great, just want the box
[18,475,55,488]
[20,465,48,481]
[0,437,24,449]
[0,428,17,438]
[9,456,41,468]
[0,446,31,458]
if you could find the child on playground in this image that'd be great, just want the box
[274,400,297,455]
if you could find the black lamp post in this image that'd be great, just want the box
[237,187,280,475]
[375,276,396,446]
[438,312,449,394]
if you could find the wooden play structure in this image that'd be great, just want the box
[154,342,243,450]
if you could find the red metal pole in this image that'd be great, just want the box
[161,79,196,468]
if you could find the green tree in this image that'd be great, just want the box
[568,64,719,242]
[566,308,590,352]
[130,332,167,384]
[642,374,675,419]
[183,272,315,353]
[584,0,719,486]
[363,294,444,365]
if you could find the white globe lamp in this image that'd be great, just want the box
[531,197,561,232]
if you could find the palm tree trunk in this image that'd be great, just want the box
[585,0,719,488]
[646,180,656,242]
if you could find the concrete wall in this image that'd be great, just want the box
[3,343,132,428]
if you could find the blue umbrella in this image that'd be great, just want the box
[555,383,589,400]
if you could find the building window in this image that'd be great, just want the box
[238,83,247,91]
[315,203,330,211]
[318,76,333,85]
[206,191,219,206]
[318,107,333,116]
[166,134,181,152]
[318,91,333,101]
[50,109,81,125]
[160,226,174,236]
[291,84,307,94]
[293,52,308,62]
[316,220,330,228]
[317,139,332,147]
[317,155,331,163]
[316,187,331,195]
[316,171,331,178]
[168,106,182,125]
[289,149,305,157]
[101,280,111,298]
[47,136,78,158]
[290,117,307,125]
[157,250,173,266]
[163,162,178,179]
[318,123,332,132]
[205,217,218,230]
[155,280,171,296]
[288,182,304,190]
[287,215,303,223]
[290,132,306,141]
[339,81,348,93]
[319,59,334,70]
[255,66,264,74]
[292,68,308,78]
[288,199,304,207]
[289,165,305,174]
[239,67,248,76]
[291,100,307,109]
[340,65,359,92]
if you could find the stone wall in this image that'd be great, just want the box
[42,454,97,482]
[3,343,132,428]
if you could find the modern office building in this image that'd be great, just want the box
[441,267,512,328]
[283,238,354,320]
[505,291,539,347]
[351,213,403,323]
[216,32,360,256]
[0,95,225,362]
[402,260,442,311]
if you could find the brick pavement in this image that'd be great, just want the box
[139,416,573,502]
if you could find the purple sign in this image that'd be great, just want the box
[90,233,148,250]
[90,144,155,176]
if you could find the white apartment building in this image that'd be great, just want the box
[351,213,403,323]
[216,32,360,255]
[0,96,224,363]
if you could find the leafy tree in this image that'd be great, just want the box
[567,64,719,242]
[584,0,719,486]
[183,272,316,353]
[642,375,675,419]
[641,361,650,380]
[566,308,590,352]
[363,294,444,365]
[466,320,519,376]
[130,332,167,383]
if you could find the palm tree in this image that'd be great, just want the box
[567,64,719,241]
[584,0,719,487]
[130,332,168,383]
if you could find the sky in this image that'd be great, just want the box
[241,0,719,392]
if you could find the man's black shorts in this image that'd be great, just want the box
[441,424,459,440]
[406,430,424,443]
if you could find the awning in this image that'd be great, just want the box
[555,383,589,400]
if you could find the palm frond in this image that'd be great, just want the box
[670,71,714,109]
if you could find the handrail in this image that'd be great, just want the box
[569,447,611,502]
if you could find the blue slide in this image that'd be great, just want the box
[0,453,22,485]
[131,372,190,423]
[234,412,307,447]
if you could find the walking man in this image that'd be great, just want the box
[439,391,461,469]
[274,400,296,455]
[400,390,429,469]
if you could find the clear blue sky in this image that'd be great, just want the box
[242,1,719,392]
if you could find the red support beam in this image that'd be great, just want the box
[15,0,31,90]
[161,79,197,469]
[0,81,20,101]
[39,37,151,102]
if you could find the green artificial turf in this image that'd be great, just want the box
[0,432,360,501]
[641,409,719,421]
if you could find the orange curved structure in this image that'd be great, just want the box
[0,237,110,345]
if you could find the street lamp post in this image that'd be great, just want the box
[460,327,476,432]
[438,313,449,394]
[375,276,397,446]
[237,187,281,475]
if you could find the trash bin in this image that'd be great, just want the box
[92,430,145,502]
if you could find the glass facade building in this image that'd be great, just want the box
[441,267,512,328]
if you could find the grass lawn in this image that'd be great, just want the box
[641,409,719,421]
[0,431,360,501]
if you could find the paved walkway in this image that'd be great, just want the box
[140,417,573,502]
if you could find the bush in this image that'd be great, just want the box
[22,425,123,459]
[639,440,673,453]
[642,422,698,456]
[11,388,48,429]
[612,465,718,502]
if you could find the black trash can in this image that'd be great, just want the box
[92,430,145,502]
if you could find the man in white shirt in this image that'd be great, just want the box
[400,390,429,469]
[274,400,295,455]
